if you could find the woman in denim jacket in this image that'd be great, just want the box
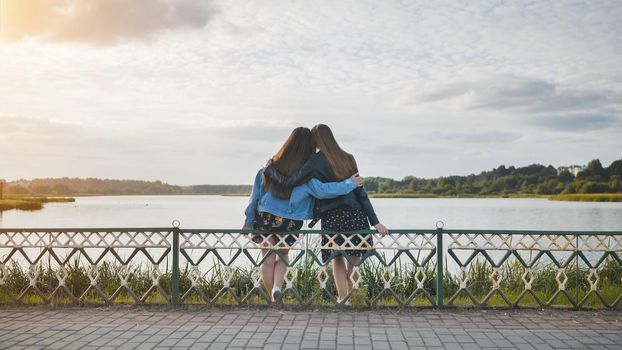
[243,127,362,303]
[263,124,389,305]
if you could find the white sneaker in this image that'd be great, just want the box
[337,298,351,306]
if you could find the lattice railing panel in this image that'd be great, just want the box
[446,230,622,309]
[178,230,437,307]
[0,229,173,305]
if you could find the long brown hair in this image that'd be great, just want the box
[311,124,357,180]
[263,127,315,199]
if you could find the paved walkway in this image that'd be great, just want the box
[0,307,621,350]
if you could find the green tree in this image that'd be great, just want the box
[408,178,417,192]
[579,181,610,193]
[363,178,378,192]
[7,185,31,195]
[577,159,606,182]
[32,185,51,195]
[607,160,622,177]
[609,175,622,193]
[557,170,574,183]
[52,184,71,195]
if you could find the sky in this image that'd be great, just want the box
[1,0,621,185]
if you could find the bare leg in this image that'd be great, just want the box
[273,248,289,290]
[260,248,276,292]
[332,255,349,300]
[346,256,361,290]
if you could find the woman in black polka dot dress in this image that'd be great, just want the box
[263,124,389,304]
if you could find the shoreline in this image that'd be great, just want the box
[0,196,75,212]
[369,193,622,202]
[223,193,622,202]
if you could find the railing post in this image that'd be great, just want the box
[575,234,579,309]
[171,226,180,309]
[436,224,444,310]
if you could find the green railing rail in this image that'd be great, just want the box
[0,226,621,309]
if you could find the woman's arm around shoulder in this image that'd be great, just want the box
[305,174,363,199]
[263,154,320,188]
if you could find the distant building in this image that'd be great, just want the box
[557,165,585,176]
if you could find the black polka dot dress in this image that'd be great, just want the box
[320,206,372,263]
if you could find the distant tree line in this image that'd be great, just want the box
[4,178,251,196]
[4,158,620,197]
[185,185,252,195]
[362,158,622,196]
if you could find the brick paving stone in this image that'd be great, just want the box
[371,342,391,350]
[444,343,463,350]
[318,340,336,348]
[205,343,229,350]
[135,343,158,350]
[0,307,621,349]
[147,334,168,343]
[462,343,482,350]
[301,339,318,347]
[354,337,371,345]
[475,338,497,347]
[492,338,514,347]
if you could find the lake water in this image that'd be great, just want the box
[0,195,620,231]
[1,196,620,276]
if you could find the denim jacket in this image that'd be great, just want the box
[244,169,357,228]
[263,152,380,226]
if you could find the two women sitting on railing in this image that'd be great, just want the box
[243,124,389,305]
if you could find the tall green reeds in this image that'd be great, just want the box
[1,251,620,308]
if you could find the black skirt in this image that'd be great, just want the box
[320,206,372,263]
[252,211,302,246]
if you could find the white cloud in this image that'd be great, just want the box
[529,114,622,132]
[1,0,217,45]
[1,0,621,183]
[412,76,618,114]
